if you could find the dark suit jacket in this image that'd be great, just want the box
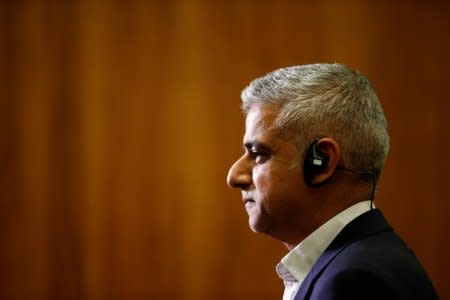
[294,209,439,300]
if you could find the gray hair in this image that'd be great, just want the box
[241,63,389,180]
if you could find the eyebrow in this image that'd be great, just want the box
[244,141,271,152]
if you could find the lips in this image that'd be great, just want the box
[243,198,255,205]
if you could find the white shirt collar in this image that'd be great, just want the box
[276,201,372,285]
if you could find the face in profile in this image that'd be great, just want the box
[227,104,315,243]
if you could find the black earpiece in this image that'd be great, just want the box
[303,139,329,186]
[303,139,377,208]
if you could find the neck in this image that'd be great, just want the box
[280,181,371,251]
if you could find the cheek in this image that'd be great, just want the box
[253,164,293,197]
[254,164,304,204]
[252,165,273,191]
[254,162,300,184]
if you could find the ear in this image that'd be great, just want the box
[310,137,341,185]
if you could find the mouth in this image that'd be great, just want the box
[243,198,255,206]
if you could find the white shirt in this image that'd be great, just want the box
[275,201,372,300]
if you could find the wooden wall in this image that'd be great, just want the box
[1,1,449,299]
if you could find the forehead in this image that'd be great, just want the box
[244,104,281,142]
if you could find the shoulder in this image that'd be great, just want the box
[309,231,438,300]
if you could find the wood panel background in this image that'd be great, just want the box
[1,1,449,299]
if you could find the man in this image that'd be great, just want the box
[226,63,438,299]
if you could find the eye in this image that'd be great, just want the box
[249,150,270,164]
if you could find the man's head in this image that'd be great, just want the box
[227,63,389,247]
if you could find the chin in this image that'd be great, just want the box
[248,216,270,234]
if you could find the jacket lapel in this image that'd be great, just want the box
[294,209,392,300]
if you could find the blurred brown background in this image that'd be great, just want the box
[1,0,449,299]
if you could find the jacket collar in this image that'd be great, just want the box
[294,209,392,300]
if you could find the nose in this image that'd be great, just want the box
[227,156,252,190]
